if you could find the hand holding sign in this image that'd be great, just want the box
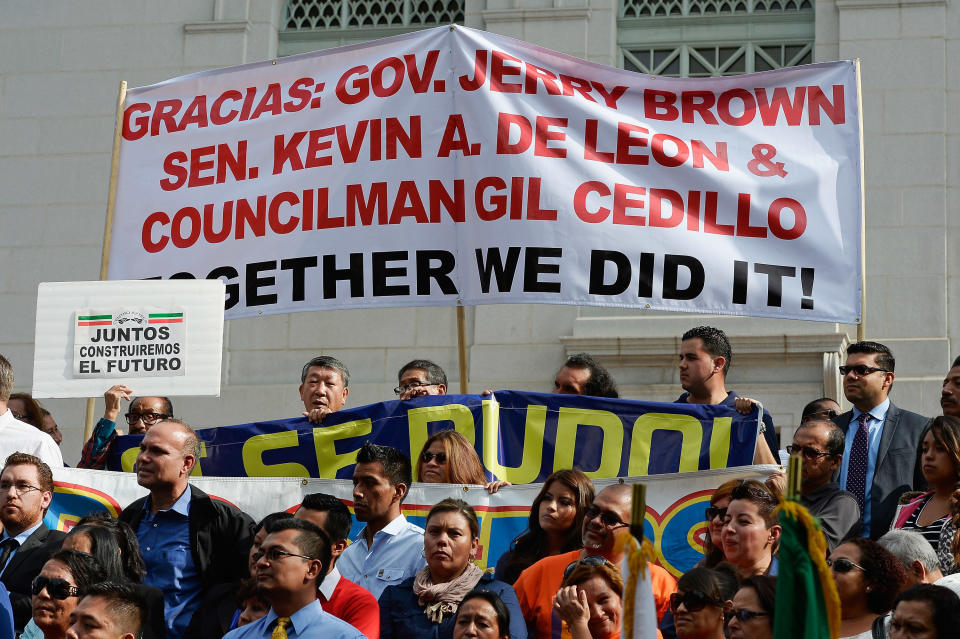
[103,384,133,427]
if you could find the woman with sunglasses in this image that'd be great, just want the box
[726,575,775,639]
[828,538,906,638]
[496,470,595,585]
[416,430,511,493]
[27,550,105,639]
[698,480,740,569]
[62,525,166,639]
[553,558,622,639]
[380,499,526,639]
[719,480,781,578]
[670,566,737,639]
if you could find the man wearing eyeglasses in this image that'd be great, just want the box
[225,518,365,639]
[119,420,255,639]
[834,341,928,539]
[513,484,676,639]
[783,419,861,551]
[0,452,66,632]
[78,385,173,469]
[394,360,447,401]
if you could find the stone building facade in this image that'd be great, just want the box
[0,0,953,462]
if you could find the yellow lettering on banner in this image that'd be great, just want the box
[313,419,373,477]
[408,405,475,481]
[628,413,702,476]
[189,441,207,477]
[482,400,544,485]
[709,417,732,468]
[121,447,139,472]
[242,431,310,477]
[553,408,624,478]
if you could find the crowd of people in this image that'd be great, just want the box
[2,325,960,639]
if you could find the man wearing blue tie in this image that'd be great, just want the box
[835,341,929,539]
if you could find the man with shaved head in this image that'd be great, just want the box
[119,420,255,639]
[513,483,677,639]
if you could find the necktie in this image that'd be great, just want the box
[0,538,19,575]
[271,617,291,639]
[847,412,871,515]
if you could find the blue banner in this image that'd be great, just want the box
[107,391,760,480]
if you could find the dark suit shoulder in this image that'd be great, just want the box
[887,403,929,431]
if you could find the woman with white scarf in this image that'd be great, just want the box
[380,499,527,639]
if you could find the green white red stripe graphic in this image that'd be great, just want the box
[76,314,112,327]
[148,313,183,324]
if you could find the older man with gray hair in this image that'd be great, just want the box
[0,354,62,467]
[300,356,350,424]
[878,529,944,588]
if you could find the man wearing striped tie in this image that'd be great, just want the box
[834,341,928,539]
[225,518,365,639]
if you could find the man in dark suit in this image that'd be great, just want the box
[0,452,66,631]
[834,340,929,539]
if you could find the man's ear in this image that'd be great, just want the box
[912,559,927,581]
[437,384,447,395]
[330,538,348,559]
[342,387,349,403]
[714,356,727,374]
[393,482,408,505]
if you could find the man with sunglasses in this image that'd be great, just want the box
[513,483,676,639]
[784,419,861,551]
[225,518,364,639]
[834,341,928,539]
[78,385,173,469]
[0,453,66,632]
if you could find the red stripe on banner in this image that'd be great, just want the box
[148,318,183,324]
[77,321,112,326]
[53,481,123,516]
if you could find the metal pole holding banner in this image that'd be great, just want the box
[855,59,866,343]
[457,302,468,394]
[84,80,127,442]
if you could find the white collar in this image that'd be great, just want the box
[318,565,341,600]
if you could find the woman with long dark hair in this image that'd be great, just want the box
[494,469,594,585]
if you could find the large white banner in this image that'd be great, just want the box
[49,465,776,577]
[109,26,862,322]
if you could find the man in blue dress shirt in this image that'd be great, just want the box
[337,443,425,599]
[834,341,928,538]
[119,420,255,639]
[224,518,365,639]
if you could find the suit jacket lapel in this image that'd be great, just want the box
[3,523,48,576]
[875,403,900,472]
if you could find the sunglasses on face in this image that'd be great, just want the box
[705,506,727,522]
[801,409,839,423]
[31,576,80,600]
[826,557,866,574]
[582,505,628,529]
[562,555,615,580]
[785,445,833,460]
[420,451,447,464]
[728,608,769,622]
[669,590,724,613]
[838,365,888,377]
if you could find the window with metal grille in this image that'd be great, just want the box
[619,0,814,77]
